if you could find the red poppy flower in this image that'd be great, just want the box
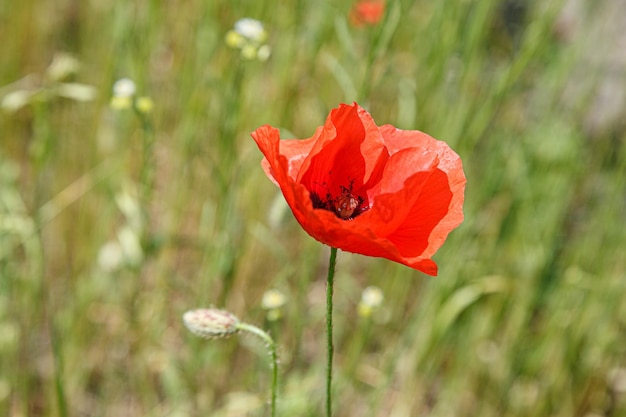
[251,103,465,276]
[350,0,385,27]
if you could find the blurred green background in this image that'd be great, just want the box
[1,0,624,416]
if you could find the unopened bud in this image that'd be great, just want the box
[183,308,240,339]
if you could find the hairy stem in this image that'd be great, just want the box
[326,247,338,417]
[236,322,278,417]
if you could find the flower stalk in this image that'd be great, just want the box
[235,322,279,417]
[325,246,338,417]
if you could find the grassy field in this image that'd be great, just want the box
[1,0,625,416]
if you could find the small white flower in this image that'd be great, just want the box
[46,52,81,82]
[257,45,272,62]
[225,30,245,49]
[262,289,287,310]
[135,96,154,114]
[241,44,258,60]
[115,187,143,232]
[56,82,97,102]
[1,53,95,112]
[262,289,287,321]
[234,18,266,42]
[1,90,37,113]
[112,78,136,98]
[358,286,384,318]
[117,226,143,266]
[98,240,124,272]
[361,286,384,308]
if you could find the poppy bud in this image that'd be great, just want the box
[183,308,240,339]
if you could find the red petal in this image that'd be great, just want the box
[252,125,287,186]
[252,125,322,238]
[367,147,440,236]
[298,103,388,200]
[379,125,466,261]
[386,168,452,257]
[277,127,323,181]
[378,124,438,155]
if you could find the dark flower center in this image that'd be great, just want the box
[310,181,368,220]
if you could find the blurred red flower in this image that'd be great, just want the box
[350,0,385,26]
[251,103,465,275]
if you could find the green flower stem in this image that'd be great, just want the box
[326,247,338,417]
[235,322,278,417]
